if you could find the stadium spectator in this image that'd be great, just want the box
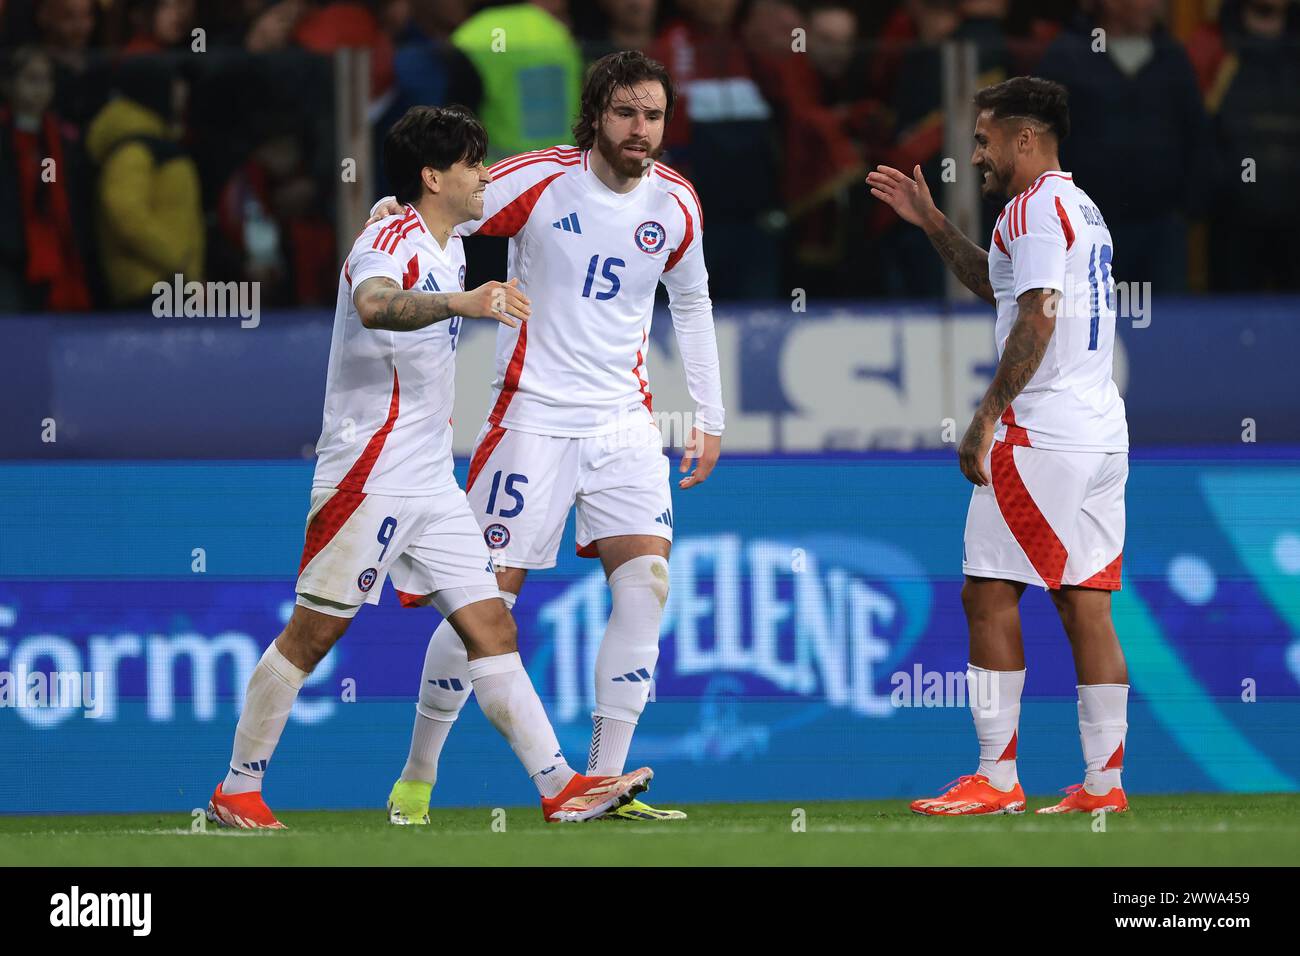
[0,46,95,311]
[1200,0,1300,291]
[373,0,482,196]
[293,1,396,99]
[123,0,198,54]
[651,0,782,298]
[85,57,204,306]
[451,0,584,162]
[581,0,659,60]
[33,0,104,125]
[1035,0,1211,294]
[243,0,307,52]
[751,1,880,293]
[213,115,337,306]
[868,0,1009,296]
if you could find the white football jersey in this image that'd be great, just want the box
[456,146,723,438]
[313,205,468,496]
[987,171,1128,452]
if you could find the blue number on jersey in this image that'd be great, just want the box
[581,255,625,301]
[377,516,398,562]
[1087,242,1113,351]
[485,471,528,518]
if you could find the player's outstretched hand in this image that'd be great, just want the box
[365,197,406,227]
[679,427,720,490]
[457,278,530,327]
[866,164,941,231]
[958,415,994,487]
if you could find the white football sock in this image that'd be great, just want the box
[467,651,574,796]
[400,591,515,784]
[588,555,668,775]
[224,640,309,795]
[968,664,1025,792]
[1078,683,1128,794]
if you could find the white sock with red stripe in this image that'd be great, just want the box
[1078,683,1128,794]
[223,640,309,795]
[400,591,516,785]
[588,555,668,775]
[466,651,575,797]
[968,664,1025,792]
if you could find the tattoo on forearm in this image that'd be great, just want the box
[927,217,995,305]
[977,292,1056,421]
[364,286,458,331]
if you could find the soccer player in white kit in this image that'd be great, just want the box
[378,52,724,824]
[868,77,1132,815]
[207,106,653,828]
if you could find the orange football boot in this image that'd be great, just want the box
[207,783,287,829]
[542,767,653,822]
[910,774,1026,815]
[1036,783,1129,814]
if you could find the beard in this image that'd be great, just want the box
[980,160,1014,198]
[594,124,662,178]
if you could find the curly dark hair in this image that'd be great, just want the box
[385,104,488,205]
[973,76,1070,142]
[572,50,675,150]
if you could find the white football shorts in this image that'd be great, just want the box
[963,440,1126,590]
[295,484,499,618]
[464,418,674,570]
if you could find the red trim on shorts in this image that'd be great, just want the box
[991,441,1067,589]
[466,424,508,492]
[298,490,366,575]
[1001,405,1031,447]
[1078,552,1123,591]
[337,370,401,493]
[395,589,427,608]
[576,541,599,559]
[488,323,527,426]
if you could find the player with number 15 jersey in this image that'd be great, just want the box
[380,51,723,826]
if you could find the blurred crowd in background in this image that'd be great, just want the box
[1,0,1298,312]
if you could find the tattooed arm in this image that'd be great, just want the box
[958,288,1059,485]
[353,275,530,331]
[866,163,995,306]
[923,214,996,306]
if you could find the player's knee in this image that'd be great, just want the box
[960,580,985,621]
[611,554,670,610]
[479,604,518,656]
[283,607,347,669]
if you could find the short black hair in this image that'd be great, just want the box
[572,50,675,150]
[973,76,1070,142]
[384,105,488,205]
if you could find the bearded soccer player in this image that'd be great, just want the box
[378,52,723,825]
[868,77,1130,815]
[208,105,653,828]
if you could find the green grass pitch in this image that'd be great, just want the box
[1,794,1296,866]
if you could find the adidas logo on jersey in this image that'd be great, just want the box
[552,212,582,234]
